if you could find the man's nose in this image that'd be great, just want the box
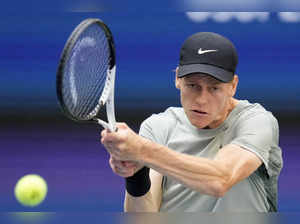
[195,89,209,105]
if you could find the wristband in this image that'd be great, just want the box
[125,166,151,197]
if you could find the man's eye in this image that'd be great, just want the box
[187,84,196,88]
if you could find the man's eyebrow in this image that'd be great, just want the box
[207,80,222,85]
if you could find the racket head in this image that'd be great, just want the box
[56,18,116,123]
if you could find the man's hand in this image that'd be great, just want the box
[109,156,143,178]
[101,123,147,162]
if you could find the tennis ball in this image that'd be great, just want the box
[14,174,48,207]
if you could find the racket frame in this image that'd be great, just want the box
[56,18,117,131]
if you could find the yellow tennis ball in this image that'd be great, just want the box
[14,174,48,207]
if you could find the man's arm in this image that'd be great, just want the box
[124,169,163,212]
[102,124,262,198]
[142,140,262,197]
[102,124,262,197]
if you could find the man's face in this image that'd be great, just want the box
[176,73,238,129]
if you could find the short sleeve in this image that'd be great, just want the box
[139,112,176,146]
[230,112,279,175]
[139,116,159,143]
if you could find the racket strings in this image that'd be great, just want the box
[62,23,111,120]
[79,30,110,117]
[77,35,109,117]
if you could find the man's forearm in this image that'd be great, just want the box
[124,168,163,212]
[124,191,159,212]
[140,139,230,197]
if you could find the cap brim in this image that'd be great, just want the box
[178,64,234,82]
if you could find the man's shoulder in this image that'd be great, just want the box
[227,100,280,146]
[232,100,278,127]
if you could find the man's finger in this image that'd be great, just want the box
[101,129,107,138]
[112,164,135,177]
[122,161,137,169]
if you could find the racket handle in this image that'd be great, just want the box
[97,119,112,131]
[97,119,117,132]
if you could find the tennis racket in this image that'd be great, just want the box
[56,18,117,132]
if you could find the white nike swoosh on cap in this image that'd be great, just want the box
[198,48,218,55]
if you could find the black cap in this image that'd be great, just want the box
[178,32,238,82]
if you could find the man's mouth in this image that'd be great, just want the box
[191,110,208,115]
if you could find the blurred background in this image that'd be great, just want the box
[0,11,299,212]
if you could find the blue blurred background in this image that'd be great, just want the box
[0,12,299,212]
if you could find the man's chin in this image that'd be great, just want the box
[189,119,212,129]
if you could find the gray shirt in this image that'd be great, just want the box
[139,100,283,212]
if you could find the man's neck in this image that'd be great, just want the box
[207,98,238,129]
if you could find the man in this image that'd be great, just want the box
[101,32,283,212]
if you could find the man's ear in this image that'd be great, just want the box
[230,75,239,97]
[175,67,181,89]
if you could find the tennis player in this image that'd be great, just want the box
[101,32,283,212]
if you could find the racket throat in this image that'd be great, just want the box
[96,66,117,132]
[105,66,117,131]
[96,119,111,131]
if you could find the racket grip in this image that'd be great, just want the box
[97,119,113,132]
